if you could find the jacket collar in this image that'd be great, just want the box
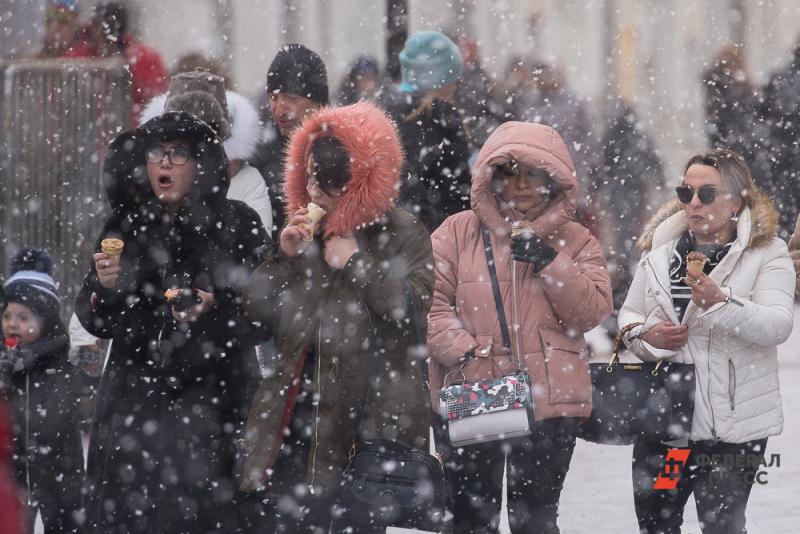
[638,189,779,252]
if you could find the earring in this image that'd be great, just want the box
[730,212,740,222]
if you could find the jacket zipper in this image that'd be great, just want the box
[708,327,717,440]
[646,258,678,324]
[308,321,323,495]
[728,359,736,411]
[25,372,31,506]
[158,268,169,368]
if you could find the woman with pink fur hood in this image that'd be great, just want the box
[427,121,613,533]
[240,102,435,532]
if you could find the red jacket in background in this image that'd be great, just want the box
[0,402,23,534]
[66,31,168,124]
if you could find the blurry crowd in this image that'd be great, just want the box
[2,1,800,533]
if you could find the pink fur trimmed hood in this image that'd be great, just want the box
[283,101,404,238]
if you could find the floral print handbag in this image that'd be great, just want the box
[437,225,534,447]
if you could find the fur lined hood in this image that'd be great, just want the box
[637,189,780,252]
[140,90,261,162]
[283,101,404,238]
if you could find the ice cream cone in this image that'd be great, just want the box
[302,202,327,241]
[101,238,124,265]
[511,221,533,238]
[686,252,708,280]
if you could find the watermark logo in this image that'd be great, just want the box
[653,449,781,490]
[653,448,690,490]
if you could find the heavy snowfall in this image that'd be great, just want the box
[1,1,800,533]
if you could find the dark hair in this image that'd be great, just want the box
[682,147,755,209]
[308,136,351,193]
[94,2,127,41]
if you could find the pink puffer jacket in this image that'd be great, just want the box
[427,121,612,420]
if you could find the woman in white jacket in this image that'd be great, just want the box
[618,148,795,534]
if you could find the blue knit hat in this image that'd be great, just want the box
[399,31,463,93]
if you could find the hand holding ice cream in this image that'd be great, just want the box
[94,238,125,289]
[685,251,708,282]
[683,251,727,308]
[281,203,328,258]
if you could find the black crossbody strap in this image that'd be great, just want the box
[481,224,513,356]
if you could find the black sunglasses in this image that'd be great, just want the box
[675,184,723,205]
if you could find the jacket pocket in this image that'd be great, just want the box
[539,328,591,404]
[728,359,736,411]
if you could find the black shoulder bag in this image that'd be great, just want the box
[578,322,695,444]
[336,281,451,532]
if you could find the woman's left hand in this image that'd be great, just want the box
[324,235,359,269]
[683,272,727,309]
[172,289,214,322]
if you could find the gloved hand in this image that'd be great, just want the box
[511,232,557,272]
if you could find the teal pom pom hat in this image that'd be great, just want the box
[398,31,463,93]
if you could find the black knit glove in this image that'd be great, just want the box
[511,232,557,272]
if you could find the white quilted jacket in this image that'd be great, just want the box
[618,194,795,443]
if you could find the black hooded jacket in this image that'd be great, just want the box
[381,89,472,231]
[75,112,269,533]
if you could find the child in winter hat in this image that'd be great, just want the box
[2,249,65,341]
[398,31,463,93]
[1,249,83,533]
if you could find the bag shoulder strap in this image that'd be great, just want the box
[480,224,513,356]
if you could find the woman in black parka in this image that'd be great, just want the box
[75,111,268,533]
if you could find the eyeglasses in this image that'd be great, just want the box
[675,184,724,205]
[146,146,191,166]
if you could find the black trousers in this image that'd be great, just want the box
[632,438,768,534]
[444,417,579,534]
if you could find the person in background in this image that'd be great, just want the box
[171,51,233,88]
[336,55,382,106]
[702,46,773,213]
[34,0,83,59]
[449,30,504,147]
[598,100,665,333]
[66,1,167,123]
[240,102,434,533]
[1,249,84,533]
[427,122,612,533]
[762,41,800,237]
[250,44,329,238]
[619,148,794,534]
[381,30,472,231]
[74,111,267,533]
[518,61,601,225]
